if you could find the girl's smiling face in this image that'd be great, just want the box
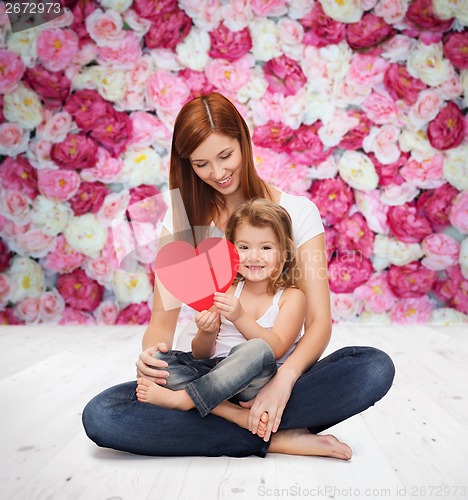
[234,222,281,283]
[189,133,243,195]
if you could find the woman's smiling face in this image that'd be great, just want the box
[189,133,243,195]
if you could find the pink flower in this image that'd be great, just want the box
[324,226,337,262]
[443,31,468,70]
[40,289,65,323]
[98,31,142,67]
[50,133,98,170]
[15,228,56,258]
[252,121,294,153]
[427,102,465,151]
[43,234,86,273]
[250,0,287,16]
[408,89,443,127]
[0,122,28,156]
[0,239,12,272]
[178,69,215,98]
[363,124,401,165]
[133,0,175,20]
[63,89,110,132]
[57,268,103,312]
[450,191,468,234]
[97,191,130,226]
[81,147,124,184]
[36,110,76,143]
[434,266,468,315]
[145,7,191,49]
[417,183,459,231]
[116,302,152,324]
[354,189,390,234]
[347,54,389,90]
[128,111,171,149]
[368,151,407,186]
[300,2,346,47]
[90,108,133,157]
[209,22,252,61]
[0,308,24,325]
[361,91,399,124]
[0,49,25,93]
[15,297,41,323]
[373,0,408,24]
[83,255,113,285]
[59,307,96,325]
[309,177,354,226]
[400,154,444,189]
[383,63,427,106]
[0,156,39,200]
[334,213,375,259]
[0,273,11,306]
[147,70,190,112]
[288,122,333,165]
[86,9,125,48]
[1,190,31,224]
[329,251,374,294]
[37,169,81,202]
[127,185,167,223]
[94,300,119,325]
[387,261,437,298]
[36,29,79,72]
[0,94,4,124]
[205,57,252,94]
[390,296,434,324]
[70,0,98,42]
[354,272,398,313]
[339,110,374,150]
[69,181,109,216]
[346,12,394,50]
[405,0,454,32]
[387,203,433,243]
[264,55,306,96]
[422,233,460,271]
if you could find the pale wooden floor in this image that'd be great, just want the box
[1,324,467,500]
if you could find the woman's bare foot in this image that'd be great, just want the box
[269,429,352,460]
[136,378,193,410]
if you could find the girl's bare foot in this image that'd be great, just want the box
[136,378,193,410]
[213,404,268,438]
[269,429,352,460]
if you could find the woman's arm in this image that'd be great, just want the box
[245,233,332,438]
[214,288,306,360]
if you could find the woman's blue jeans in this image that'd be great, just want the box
[153,338,277,417]
[82,345,395,457]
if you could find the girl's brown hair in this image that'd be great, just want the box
[169,93,273,240]
[225,199,299,294]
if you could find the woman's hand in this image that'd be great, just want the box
[135,343,170,385]
[213,292,243,322]
[240,370,297,441]
[195,310,220,335]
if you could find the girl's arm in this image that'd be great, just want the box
[245,233,332,438]
[191,308,220,359]
[214,289,306,360]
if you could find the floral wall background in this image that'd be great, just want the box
[0,0,467,326]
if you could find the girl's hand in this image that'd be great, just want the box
[240,370,296,441]
[213,292,243,322]
[135,343,170,385]
[195,310,220,334]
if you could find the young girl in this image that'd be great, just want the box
[136,199,310,442]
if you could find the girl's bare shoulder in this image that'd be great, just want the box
[279,287,306,307]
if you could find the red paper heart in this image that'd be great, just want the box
[155,237,239,311]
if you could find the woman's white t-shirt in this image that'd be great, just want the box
[161,191,325,349]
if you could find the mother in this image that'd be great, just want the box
[82,93,395,458]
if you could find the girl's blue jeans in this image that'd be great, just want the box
[152,338,277,417]
[82,345,395,457]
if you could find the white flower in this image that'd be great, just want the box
[433,0,468,25]
[282,89,309,129]
[249,18,282,62]
[86,9,125,48]
[220,0,252,31]
[357,311,391,325]
[26,138,57,170]
[460,238,468,279]
[89,66,127,102]
[120,148,162,188]
[443,144,468,190]
[0,122,29,156]
[113,266,153,304]
[3,83,43,129]
[399,127,437,162]
[6,29,39,67]
[319,0,363,23]
[122,9,151,38]
[338,151,379,191]
[149,48,184,72]
[64,214,108,258]
[288,0,315,19]
[7,256,45,302]
[319,109,359,147]
[99,0,132,13]
[331,292,362,322]
[380,182,419,206]
[176,28,210,71]
[430,308,468,325]
[380,35,416,63]
[237,67,268,104]
[31,196,72,236]
[373,235,423,267]
[306,156,338,179]
[407,42,453,87]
